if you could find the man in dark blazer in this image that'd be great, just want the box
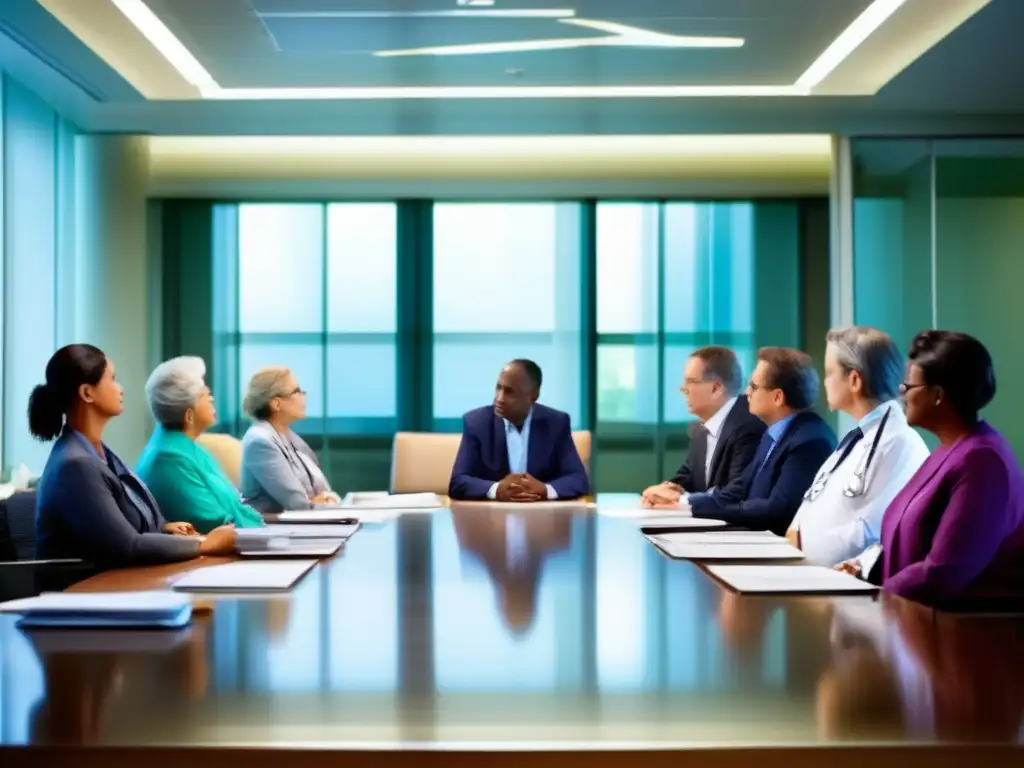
[643,346,765,506]
[448,359,589,502]
[687,347,837,535]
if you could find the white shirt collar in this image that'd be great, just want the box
[703,397,738,438]
[856,399,902,432]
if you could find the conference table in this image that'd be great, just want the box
[1,495,1023,767]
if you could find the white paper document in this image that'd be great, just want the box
[342,492,444,509]
[242,523,360,539]
[647,530,785,546]
[0,590,189,614]
[0,590,193,629]
[707,565,879,594]
[172,560,318,592]
[239,539,344,558]
[638,516,727,529]
[650,539,805,561]
[273,510,361,523]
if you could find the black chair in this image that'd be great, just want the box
[0,490,38,561]
[0,491,92,600]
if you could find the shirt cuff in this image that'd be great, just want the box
[486,482,499,500]
[546,484,558,500]
[856,543,882,578]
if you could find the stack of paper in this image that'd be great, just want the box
[647,530,785,545]
[243,523,360,539]
[0,590,193,629]
[172,560,318,592]
[271,510,361,524]
[238,538,345,559]
[706,565,879,594]
[638,515,728,531]
[648,536,805,561]
[342,491,443,510]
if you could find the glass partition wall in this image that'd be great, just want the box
[851,138,1024,457]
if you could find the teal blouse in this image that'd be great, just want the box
[136,427,264,533]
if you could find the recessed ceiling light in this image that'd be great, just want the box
[110,0,913,99]
[796,0,908,89]
[258,9,576,19]
[374,18,744,57]
[109,0,215,88]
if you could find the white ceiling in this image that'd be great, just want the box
[0,0,1021,135]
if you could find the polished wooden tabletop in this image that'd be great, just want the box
[1,497,1023,765]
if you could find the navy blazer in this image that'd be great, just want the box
[449,404,589,501]
[689,410,836,535]
[670,396,766,495]
[35,430,201,568]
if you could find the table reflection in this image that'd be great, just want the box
[2,504,1024,747]
[821,595,1024,742]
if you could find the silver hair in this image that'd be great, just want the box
[145,356,208,428]
[826,326,903,403]
[242,366,292,420]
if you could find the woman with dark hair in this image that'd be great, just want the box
[31,344,236,568]
[837,330,1024,607]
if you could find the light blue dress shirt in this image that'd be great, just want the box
[487,408,558,500]
[759,413,797,471]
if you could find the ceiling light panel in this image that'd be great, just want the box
[97,0,928,99]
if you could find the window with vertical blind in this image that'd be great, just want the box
[431,203,584,431]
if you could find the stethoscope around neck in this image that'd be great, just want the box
[803,406,892,502]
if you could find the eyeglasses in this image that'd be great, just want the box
[899,382,927,395]
[276,387,306,398]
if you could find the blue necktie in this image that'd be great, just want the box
[753,433,776,478]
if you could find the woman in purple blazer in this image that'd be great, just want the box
[839,330,1024,607]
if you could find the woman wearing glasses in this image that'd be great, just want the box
[787,327,928,566]
[837,330,1024,607]
[239,366,340,515]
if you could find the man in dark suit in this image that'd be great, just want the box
[687,347,837,535]
[642,346,765,507]
[448,359,589,502]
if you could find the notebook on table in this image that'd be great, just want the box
[341,492,444,510]
[243,523,360,539]
[706,565,879,594]
[638,516,728,532]
[171,560,318,592]
[646,530,786,546]
[270,510,361,524]
[648,537,806,561]
[237,538,344,559]
[0,590,193,629]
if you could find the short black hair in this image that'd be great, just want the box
[508,359,542,391]
[757,347,819,410]
[908,330,995,422]
[692,346,743,395]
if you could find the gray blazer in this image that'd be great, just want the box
[240,420,332,516]
[35,429,201,568]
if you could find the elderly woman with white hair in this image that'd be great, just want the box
[240,366,339,515]
[136,356,264,533]
[786,326,930,566]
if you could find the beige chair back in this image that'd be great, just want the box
[389,429,593,495]
[197,432,244,488]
